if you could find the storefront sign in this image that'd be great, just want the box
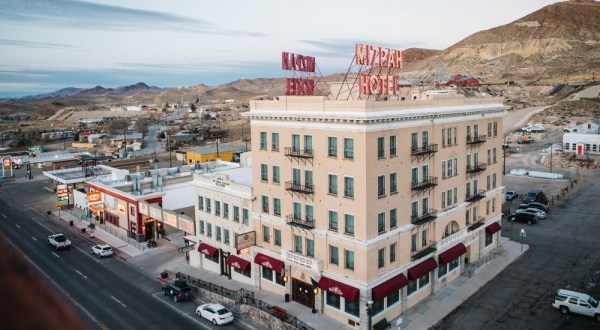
[139,201,148,215]
[117,203,126,215]
[283,250,320,271]
[178,217,194,234]
[178,245,195,253]
[149,205,162,221]
[236,231,256,253]
[164,212,177,227]
[212,176,230,188]
[86,191,102,205]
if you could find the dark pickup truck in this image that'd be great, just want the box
[162,280,192,303]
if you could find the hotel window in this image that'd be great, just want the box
[260,164,268,182]
[328,174,338,195]
[411,167,418,186]
[378,212,385,234]
[305,170,313,189]
[223,203,229,219]
[292,134,300,152]
[344,214,354,235]
[292,168,301,185]
[493,122,498,137]
[447,128,452,146]
[453,187,458,204]
[487,122,492,137]
[344,177,354,198]
[274,229,281,246]
[326,292,341,309]
[224,229,230,245]
[474,124,479,138]
[294,235,302,253]
[492,197,496,212]
[377,175,386,197]
[206,223,212,238]
[442,161,446,178]
[304,135,313,155]
[377,137,385,159]
[328,137,337,157]
[271,132,279,151]
[329,210,338,231]
[390,136,397,156]
[330,245,339,265]
[345,299,360,317]
[272,165,280,183]
[263,225,270,243]
[411,201,418,220]
[206,198,212,213]
[242,208,249,225]
[390,243,396,263]
[261,195,269,213]
[198,196,204,210]
[466,209,470,225]
[411,233,417,252]
[233,206,239,222]
[293,202,302,220]
[466,182,471,198]
[486,232,494,246]
[387,291,400,307]
[422,229,428,248]
[493,148,497,163]
[216,226,222,241]
[454,127,457,145]
[422,197,429,215]
[467,125,472,142]
[447,159,453,177]
[442,129,446,147]
[487,149,491,165]
[486,200,491,215]
[565,143,570,150]
[454,158,458,175]
[344,249,354,270]
[273,198,281,216]
[199,220,205,235]
[344,138,354,159]
[305,205,314,224]
[378,248,385,268]
[493,173,497,188]
[422,131,429,148]
[260,132,267,150]
[438,262,448,278]
[441,191,446,209]
[411,133,418,151]
[487,175,491,190]
[390,172,397,193]
[215,201,221,216]
[306,238,314,258]
[390,208,397,229]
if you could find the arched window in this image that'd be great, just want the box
[444,221,460,238]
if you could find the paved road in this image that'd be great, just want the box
[572,85,600,100]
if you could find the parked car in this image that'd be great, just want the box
[508,212,539,224]
[162,280,192,303]
[48,233,71,250]
[91,244,113,257]
[515,208,546,219]
[523,189,543,203]
[552,289,600,321]
[505,191,519,201]
[196,303,234,325]
[526,202,549,213]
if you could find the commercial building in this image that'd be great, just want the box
[563,120,600,155]
[244,94,507,328]
[186,146,244,164]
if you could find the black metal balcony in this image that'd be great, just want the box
[286,214,315,229]
[284,147,314,158]
[411,144,438,156]
[411,240,437,260]
[466,163,487,174]
[285,181,314,194]
[465,190,486,203]
[466,135,487,145]
[467,216,486,231]
[411,209,438,226]
[411,176,438,191]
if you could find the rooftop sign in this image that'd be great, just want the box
[282,52,317,96]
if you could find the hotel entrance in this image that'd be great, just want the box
[292,279,315,309]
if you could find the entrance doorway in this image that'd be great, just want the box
[144,221,154,241]
[220,251,231,278]
[292,279,315,309]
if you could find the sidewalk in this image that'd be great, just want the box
[55,210,528,330]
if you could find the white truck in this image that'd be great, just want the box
[48,233,71,250]
[521,123,546,133]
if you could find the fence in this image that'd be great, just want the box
[173,271,314,330]
[462,253,497,278]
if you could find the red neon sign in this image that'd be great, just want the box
[355,44,402,68]
[359,74,398,96]
[285,78,315,96]
[282,52,316,72]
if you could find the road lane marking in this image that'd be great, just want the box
[52,252,60,258]
[32,236,37,241]
[6,202,12,206]
[151,293,212,329]
[75,269,88,279]
[1,213,6,218]
[15,224,21,229]
[75,246,101,262]
[110,295,127,308]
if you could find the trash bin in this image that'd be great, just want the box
[285,293,290,302]
[69,220,73,226]
[81,228,86,233]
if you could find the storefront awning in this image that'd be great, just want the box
[253,253,285,274]
[318,276,360,301]
[198,243,218,257]
[438,243,467,264]
[372,273,408,300]
[407,257,438,280]
[88,203,105,212]
[485,222,501,235]
[226,255,251,271]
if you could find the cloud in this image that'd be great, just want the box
[299,39,426,57]
[0,39,75,49]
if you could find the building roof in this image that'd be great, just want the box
[111,133,143,140]
[191,146,244,154]
[198,166,253,187]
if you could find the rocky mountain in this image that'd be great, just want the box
[15,87,83,101]
[403,0,600,84]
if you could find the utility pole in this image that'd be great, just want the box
[168,134,172,167]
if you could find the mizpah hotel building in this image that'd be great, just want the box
[191,46,508,329]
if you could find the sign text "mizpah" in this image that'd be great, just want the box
[282,52,316,73]
[355,44,402,68]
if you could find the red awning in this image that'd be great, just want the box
[372,273,408,300]
[226,255,251,271]
[198,243,218,257]
[486,222,501,235]
[438,243,467,264]
[318,276,360,301]
[407,257,438,280]
[253,253,285,274]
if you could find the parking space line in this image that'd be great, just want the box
[32,236,37,241]
[1,213,6,218]
[151,293,211,330]
[15,224,21,229]
[52,252,60,258]
[110,295,126,308]
[75,269,88,279]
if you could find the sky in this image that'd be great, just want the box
[0,0,565,98]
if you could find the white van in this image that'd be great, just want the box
[552,289,600,321]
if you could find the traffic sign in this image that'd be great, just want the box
[58,196,68,201]
[177,245,195,253]
[56,203,62,209]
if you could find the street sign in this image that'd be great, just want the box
[58,196,68,201]
[177,245,195,253]
[56,204,62,209]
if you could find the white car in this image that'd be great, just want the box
[552,289,600,321]
[91,244,113,257]
[515,208,546,219]
[196,303,234,325]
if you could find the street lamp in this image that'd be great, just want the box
[367,300,373,330]
[520,229,526,251]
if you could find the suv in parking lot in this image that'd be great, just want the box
[526,202,549,213]
[508,212,539,224]
[162,280,192,303]
[552,289,600,321]
[523,189,543,203]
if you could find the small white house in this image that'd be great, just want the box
[563,120,600,155]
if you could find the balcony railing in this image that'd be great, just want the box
[465,190,486,203]
[411,176,438,191]
[411,144,438,156]
[286,214,315,229]
[466,163,487,174]
[467,216,486,231]
[284,147,314,158]
[411,209,438,226]
[411,240,437,260]
[466,135,487,145]
[285,181,314,194]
